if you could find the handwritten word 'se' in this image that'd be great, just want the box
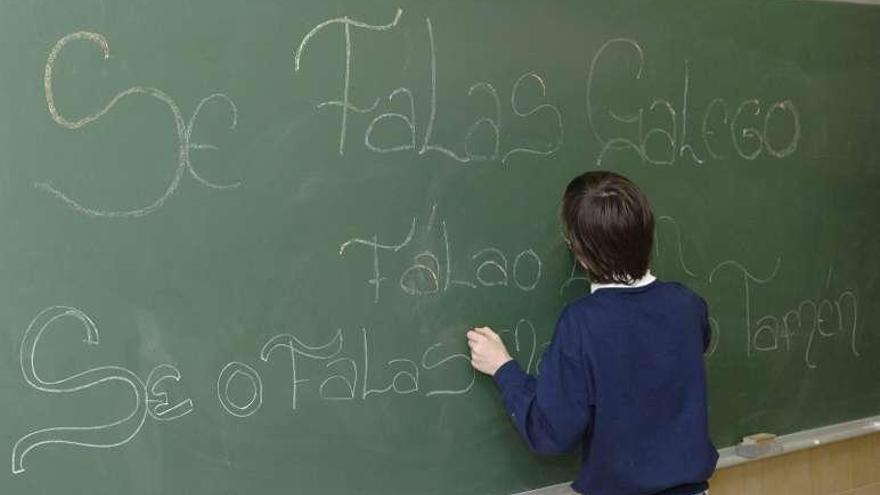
[11,306,192,474]
[39,31,241,218]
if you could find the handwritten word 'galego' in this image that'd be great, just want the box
[587,38,800,167]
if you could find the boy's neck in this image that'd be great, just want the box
[590,270,656,294]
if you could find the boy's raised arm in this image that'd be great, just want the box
[470,312,594,455]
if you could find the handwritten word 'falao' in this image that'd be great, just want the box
[339,204,543,303]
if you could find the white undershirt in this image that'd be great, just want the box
[590,270,657,294]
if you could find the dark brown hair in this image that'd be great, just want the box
[560,171,654,284]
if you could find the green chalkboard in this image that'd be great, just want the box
[1,1,879,494]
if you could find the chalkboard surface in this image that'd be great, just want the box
[1,1,879,494]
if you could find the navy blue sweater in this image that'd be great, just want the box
[493,280,718,495]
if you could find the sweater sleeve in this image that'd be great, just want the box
[492,311,593,455]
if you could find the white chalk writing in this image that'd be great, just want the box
[340,204,543,302]
[12,306,191,474]
[39,31,240,218]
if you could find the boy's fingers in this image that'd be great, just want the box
[474,327,495,338]
[477,327,503,343]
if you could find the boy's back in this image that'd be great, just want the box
[467,171,718,495]
[566,280,718,494]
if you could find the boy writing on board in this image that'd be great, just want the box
[467,171,718,495]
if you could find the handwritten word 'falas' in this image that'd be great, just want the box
[13,306,545,472]
[294,9,563,164]
[222,318,546,416]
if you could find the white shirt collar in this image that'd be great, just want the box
[590,270,656,294]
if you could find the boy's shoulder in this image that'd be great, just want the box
[564,280,706,314]
[557,281,708,347]
[658,280,707,305]
[667,282,710,315]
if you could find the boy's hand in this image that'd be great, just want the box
[467,326,513,376]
